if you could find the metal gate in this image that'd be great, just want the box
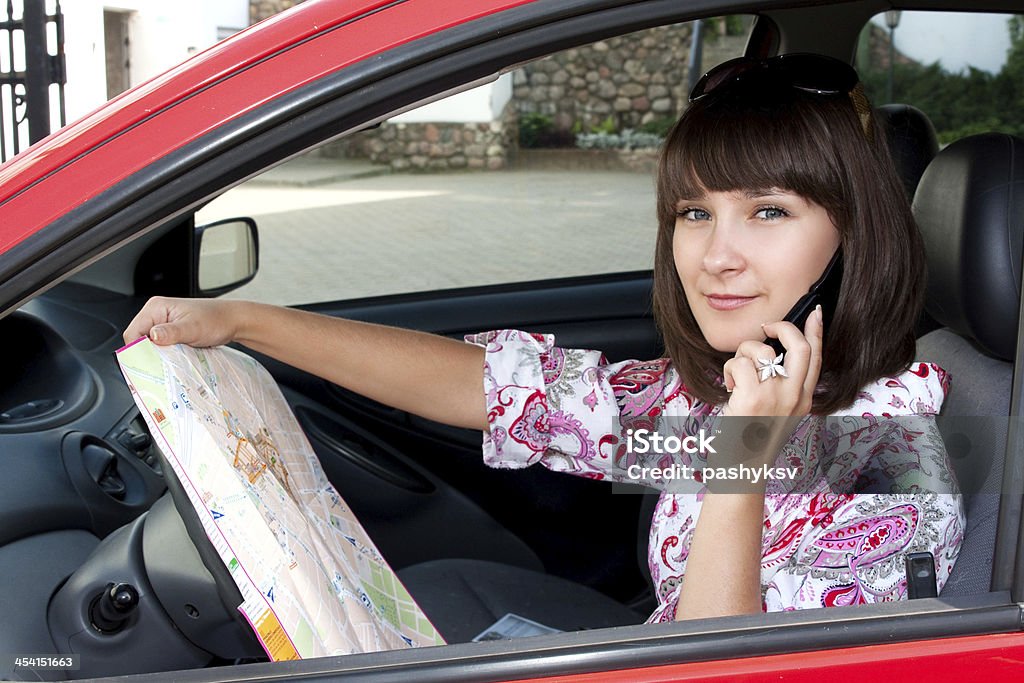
[0,0,65,162]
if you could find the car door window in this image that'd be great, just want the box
[856,11,1023,145]
[195,17,754,306]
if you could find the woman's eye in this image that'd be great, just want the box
[677,208,711,221]
[755,206,789,221]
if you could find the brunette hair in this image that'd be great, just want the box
[652,78,925,414]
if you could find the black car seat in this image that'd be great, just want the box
[913,132,1024,597]
[876,103,943,338]
[876,103,940,200]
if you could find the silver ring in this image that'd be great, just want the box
[757,353,788,382]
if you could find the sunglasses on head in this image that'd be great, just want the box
[689,53,860,102]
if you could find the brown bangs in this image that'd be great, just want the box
[657,92,851,228]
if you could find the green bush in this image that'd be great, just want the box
[703,15,749,39]
[571,116,618,136]
[725,15,747,36]
[519,113,554,148]
[638,116,677,138]
[519,112,575,148]
[593,116,617,135]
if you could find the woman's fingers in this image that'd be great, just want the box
[734,339,790,380]
[727,313,822,417]
[722,355,757,396]
[759,322,812,383]
[148,315,196,346]
[123,297,171,344]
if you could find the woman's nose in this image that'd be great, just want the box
[701,224,746,275]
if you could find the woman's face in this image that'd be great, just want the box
[673,188,841,353]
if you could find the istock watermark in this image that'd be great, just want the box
[623,424,800,486]
[610,414,988,496]
[625,428,717,455]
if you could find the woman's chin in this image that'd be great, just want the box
[706,336,744,354]
[693,308,771,354]
[700,326,764,354]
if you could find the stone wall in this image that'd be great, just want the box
[514,23,693,134]
[512,20,747,135]
[323,112,517,172]
[310,19,749,171]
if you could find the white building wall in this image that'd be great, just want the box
[60,0,248,123]
[392,73,512,123]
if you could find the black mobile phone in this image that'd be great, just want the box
[765,249,843,356]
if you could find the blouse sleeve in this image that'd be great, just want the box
[762,362,966,611]
[464,329,686,483]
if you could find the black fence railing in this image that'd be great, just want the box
[0,0,65,163]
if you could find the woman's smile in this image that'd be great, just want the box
[705,294,759,311]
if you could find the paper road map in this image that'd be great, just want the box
[116,339,444,660]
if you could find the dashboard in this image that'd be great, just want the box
[0,282,265,680]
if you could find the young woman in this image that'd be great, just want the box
[125,54,964,624]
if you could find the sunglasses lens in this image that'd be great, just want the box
[690,57,757,101]
[778,54,859,94]
[689,53,858,101]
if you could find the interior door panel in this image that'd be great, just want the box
[250,271,659,602]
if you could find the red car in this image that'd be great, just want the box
[1,0,1022,680]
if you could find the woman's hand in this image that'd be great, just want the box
[123,296,244,347]
[723,305,824,418]
[711,306,824,473]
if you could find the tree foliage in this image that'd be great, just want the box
[859,16,1024,144]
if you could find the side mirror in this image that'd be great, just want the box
[194,218,258,297]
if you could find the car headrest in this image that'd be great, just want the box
[914,133,1024,361]
[876,104,939,199]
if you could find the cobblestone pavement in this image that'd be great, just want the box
[196,157,658,306]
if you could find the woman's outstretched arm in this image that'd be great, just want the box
[123,297,488,431]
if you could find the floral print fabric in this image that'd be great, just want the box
[466,329,965,623]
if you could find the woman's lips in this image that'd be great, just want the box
[706,295,757,311]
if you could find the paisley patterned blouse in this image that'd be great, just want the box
[467,329,965,623]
